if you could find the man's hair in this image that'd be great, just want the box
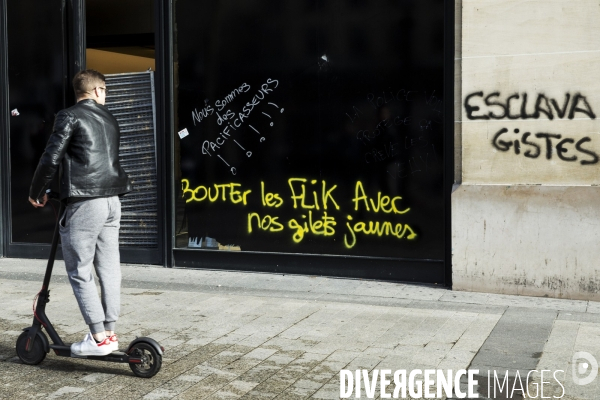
[72,69,105,98]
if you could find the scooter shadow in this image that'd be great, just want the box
[0,341,135,377]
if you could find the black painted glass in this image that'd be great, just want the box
[173,0,445,260]
[7,0,66,244]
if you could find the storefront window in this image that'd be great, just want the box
[172,0,445,261]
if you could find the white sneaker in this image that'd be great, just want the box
[108,334,119,352]
[71,332,113,356]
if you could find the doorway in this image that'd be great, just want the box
[87,0,162,264]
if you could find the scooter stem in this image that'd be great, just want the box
[26,200,66,350]
[42,201,65,290]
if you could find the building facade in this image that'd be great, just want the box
[0,0,596,300]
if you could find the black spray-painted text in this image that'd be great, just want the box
[465,92,596,121]
[492,128,599,165]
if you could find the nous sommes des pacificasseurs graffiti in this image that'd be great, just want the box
[464,91,599,165]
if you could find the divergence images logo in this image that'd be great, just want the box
[572,352,598,386]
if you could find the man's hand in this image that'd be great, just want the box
[28,194,48,208]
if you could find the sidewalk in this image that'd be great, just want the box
[0,258,598,399]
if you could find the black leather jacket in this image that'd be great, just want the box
[29,99,132,201]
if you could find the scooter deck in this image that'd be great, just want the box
[49,344,142,363]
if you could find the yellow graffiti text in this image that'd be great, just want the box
[288,178,340,210]
[343,216,417,249]
[288,211,337,243]
[182,179,251,205]
[261,182,283,208]
[247,213,284,233]
[352,181,410,214]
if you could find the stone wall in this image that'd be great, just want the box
[453,0,600,300]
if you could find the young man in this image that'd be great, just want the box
[29,69,132,356]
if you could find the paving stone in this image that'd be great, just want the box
[2,259,599,399]
[238,364,281,382]
[211,380,260,399]
[308,382,339,399]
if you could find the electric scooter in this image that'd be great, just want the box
[15,193,163,378]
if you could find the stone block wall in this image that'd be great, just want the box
[453,0,600,300]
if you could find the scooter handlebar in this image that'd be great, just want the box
[45,189,60,200]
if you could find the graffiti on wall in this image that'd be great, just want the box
[464,92,596,121]
[345,88,442,180]
[188,78,283,175]
[181,178,417,249]
[464,91,599,165]
[491,129,598,165]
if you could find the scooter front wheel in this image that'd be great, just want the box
[16,331,47,365]
[129,342,162,378]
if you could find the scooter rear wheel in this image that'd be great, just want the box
[129,342,162,378]
[16,331,47,365]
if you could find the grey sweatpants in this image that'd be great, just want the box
[60,196,121,334]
